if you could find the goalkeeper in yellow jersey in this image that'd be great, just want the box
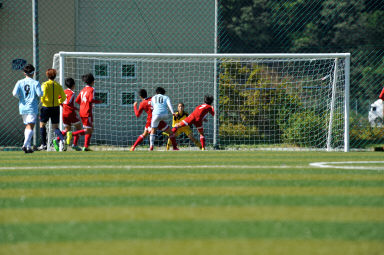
[166,103,201,150]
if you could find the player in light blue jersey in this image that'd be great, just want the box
[149,87,178,151]
[12,64,42,153]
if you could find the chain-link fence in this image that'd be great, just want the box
[1,0,383,150]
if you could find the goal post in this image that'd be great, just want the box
[52,52,350,151]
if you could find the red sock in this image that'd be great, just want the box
[73,130,85,136]
[200,135,205,148]
[72,130,86,146]
[62,131,67,136]
[85,134,92,148]
[133,135,144,147]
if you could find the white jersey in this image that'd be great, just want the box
[151,94,174,115]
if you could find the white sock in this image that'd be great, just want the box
[150,134,155,147]
[24,129,33,148]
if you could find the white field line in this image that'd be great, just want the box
[0,165,307,171]
[2,162,384,171]
[310,161,384,170]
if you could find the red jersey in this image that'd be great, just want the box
[379,87,384,100]
[75,85,100,117]
[62,89,77,116]
[191,103,215,122]
[134,97,153,122]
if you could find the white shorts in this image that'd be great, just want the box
[151,114,169,128]
[22,114,37,125]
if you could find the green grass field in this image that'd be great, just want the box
[0,150,383,255]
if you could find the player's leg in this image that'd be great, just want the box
[70,122,83,151]
[196,122,206,150]
[149,115,163,150]
[83,117,94,151]
[22,114,36,153]
[185,129,202,149]
[38,107,49,150]
[131,123,150,151]
[159,121,178,150]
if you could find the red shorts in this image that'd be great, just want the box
[182,115,204,132]
[145,120,168,132]
[81,116,93,128]
[63,112,80,127]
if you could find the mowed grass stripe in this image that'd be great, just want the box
[1,173,383,182]
[2,168,383,176]
[1,221,383,243]
[1,206,384,223]
[1,239,383,255]
[1,186,383,198]
[1,179,383,189]
[1,195,383,208]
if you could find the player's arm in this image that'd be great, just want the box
[12,82,19,98]
[41,82,49,105]
[75,92,81,105]
[36,82,42,97]
[58,85,67,105]
[133,102,144,117]
[90,91,103,104]
[379,87,384,100]
[166,97,174,115]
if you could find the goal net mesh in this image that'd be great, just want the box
[52,53,347,151]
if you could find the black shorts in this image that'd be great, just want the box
[40,106,60,124]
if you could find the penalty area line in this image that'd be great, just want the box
[0,165,308,171]
[310,161,384,170]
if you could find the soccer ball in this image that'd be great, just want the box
[368,99,384,127]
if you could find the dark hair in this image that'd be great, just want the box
[23,64,35,76]
[82,73,95,85]
[65,78,75,88]
[178,102,185,107]
[155,87,166,95]
[204,95,214,105]
[46,69,57,80]
[138,89,147,98]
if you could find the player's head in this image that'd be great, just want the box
[46,69,57,80]
[23,64,35,77]
[138,89,147,99]
[65,77,75,89]
[82,73,95,85]
[155,87,166,95]
[178,103,185,113]
[204,95,214,105]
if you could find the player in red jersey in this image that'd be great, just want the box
[172,95,214,150]
[130,89,177,151]
[71,73,102,151]
[59,78,82,150]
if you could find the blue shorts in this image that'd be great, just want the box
[40,106,60,124]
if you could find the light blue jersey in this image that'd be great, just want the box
[151,94,174,115]
[13,77,42,114]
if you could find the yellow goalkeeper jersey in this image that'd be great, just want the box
[41,80,66,107]
[172,111,189,126]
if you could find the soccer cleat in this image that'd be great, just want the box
[201,147,205,151]
[173,147,179,151]
[130,146,135,151]
[37,145,47,151]
[71,145,82,151]
[26,147,34,153]
[53,139,60,151]
[82,147,92,151]
[66,131,73,145]
[21,146,28,153]
[149,145,154,151]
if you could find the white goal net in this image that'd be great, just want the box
[52,52,350,151]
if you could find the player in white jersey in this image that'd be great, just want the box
[12,64,42,153]
[149,87,178,151]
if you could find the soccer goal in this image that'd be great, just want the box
[52,52,350,151]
